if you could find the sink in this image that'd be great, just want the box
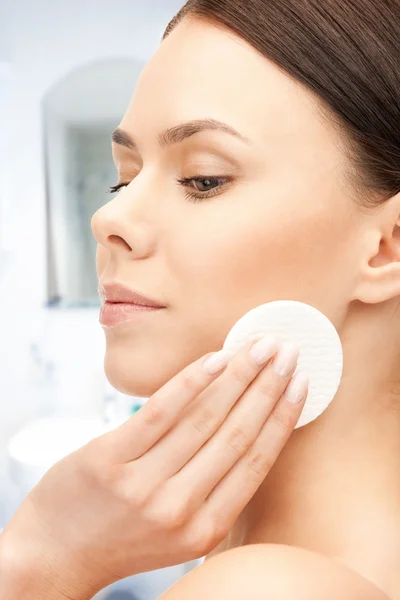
[7,416,110,493]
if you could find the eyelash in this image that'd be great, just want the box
[107,176,232,203]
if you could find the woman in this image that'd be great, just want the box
[1,0,400,598]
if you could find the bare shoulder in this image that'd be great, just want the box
[159,543,391,600]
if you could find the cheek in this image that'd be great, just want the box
[176,196,353,333]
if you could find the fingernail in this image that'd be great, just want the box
[272,342,299,377]
[249,335,279,365]
[203,350,232,374]
[285,371,310,404]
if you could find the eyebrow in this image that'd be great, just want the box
[111,118,251,150]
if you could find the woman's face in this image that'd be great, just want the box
[92,16,365,397]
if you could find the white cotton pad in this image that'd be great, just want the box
[222,301,343,428]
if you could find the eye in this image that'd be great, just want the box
[176,176,232,203]
[106,175,233,201]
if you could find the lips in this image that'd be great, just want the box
[98,283,166,308]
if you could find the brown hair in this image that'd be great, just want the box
[162,0,400,209]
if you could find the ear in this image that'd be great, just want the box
[352,191,400,304]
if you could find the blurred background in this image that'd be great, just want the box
[0,1,204,597]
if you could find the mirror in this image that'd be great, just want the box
[42,57,145,307]
[0,60,12,279]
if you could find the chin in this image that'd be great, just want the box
[101,323,212,398]
[103,343,191,398]
[104,357,166,397]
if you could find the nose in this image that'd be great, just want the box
[91,192,153,259]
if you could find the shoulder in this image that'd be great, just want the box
[159,543,390,600]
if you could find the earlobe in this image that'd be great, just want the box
[353,260,400,304]
[351,199,400,304]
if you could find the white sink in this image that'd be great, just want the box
[7,416,110,493]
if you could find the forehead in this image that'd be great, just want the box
[120,16,342,164]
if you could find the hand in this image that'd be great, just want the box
[0,336,308,599]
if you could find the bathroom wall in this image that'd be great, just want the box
[0,0,184,525]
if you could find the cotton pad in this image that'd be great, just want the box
[223,301,343,428]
